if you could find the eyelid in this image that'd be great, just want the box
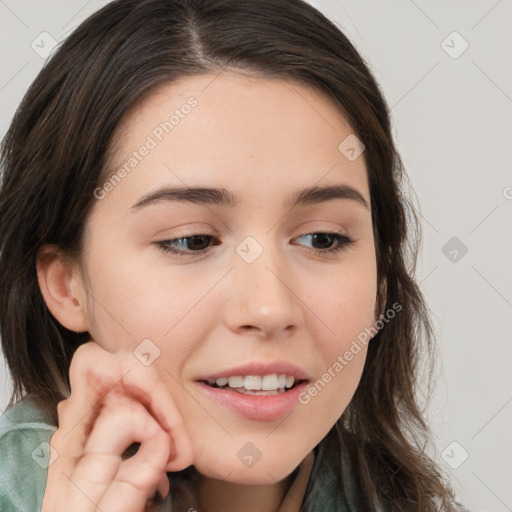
[292,232,354,255]
[155,230,354,258]
[155,234,220,258]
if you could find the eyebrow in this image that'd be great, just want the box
[129,183,369,212]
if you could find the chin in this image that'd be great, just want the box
[194,453,303,485]
[199,468,294,486]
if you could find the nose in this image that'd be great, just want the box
[221,241,305,339]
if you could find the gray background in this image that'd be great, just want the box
[1,1,511,510]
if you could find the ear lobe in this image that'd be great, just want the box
[36,245,89,332]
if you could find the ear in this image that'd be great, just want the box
[36,245,89,332]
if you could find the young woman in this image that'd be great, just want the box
[0,0,466,510]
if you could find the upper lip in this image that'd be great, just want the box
[196,361,312,382]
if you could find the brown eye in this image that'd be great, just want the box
[293,232,354,255]
[156,235,220,257]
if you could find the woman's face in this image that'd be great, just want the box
[75,71,377,483]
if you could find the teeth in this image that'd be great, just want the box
[243,375,261,390]
[236,388,283,395]
[261,374,279,390]
[227,376,244,388]
[210,374,297,391]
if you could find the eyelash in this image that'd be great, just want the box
[155,232,354,259]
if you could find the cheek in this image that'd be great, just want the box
[301,260,377,404]
[296,293,374,442]
[307,262,377,356]
[83,257,214,352]
[323,285,377,358]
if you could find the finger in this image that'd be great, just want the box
[114,349,195,471]
[98,427,171,512]
[55,342,125,461]
[69,392,170,508]
[57,341,194,472]
[84,391,164,455]
[48,343,128,487]
[43,392,164,512]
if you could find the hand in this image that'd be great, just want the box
[41,341,194,512]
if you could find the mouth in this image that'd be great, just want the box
[199,375,307,395]
[194,361,312,420]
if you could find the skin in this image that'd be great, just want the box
[37,71,378,512]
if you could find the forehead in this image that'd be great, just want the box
[102,71,369,210]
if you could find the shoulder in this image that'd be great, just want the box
[0,396,57,512]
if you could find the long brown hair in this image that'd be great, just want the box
[0,0,462,510]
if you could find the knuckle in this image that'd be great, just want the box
[77,451,119,481]
[70,340,96,363]
[56,398,69,418]
[71,341,109,372]
[69,344,121,394]
[68,341,96,380]
[137,462,164,487]
[102,392,154,426]
[146,427,169,450]
[120,462,163,490]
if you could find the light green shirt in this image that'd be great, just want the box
[0,397,57,511]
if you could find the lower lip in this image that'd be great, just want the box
[195,381,309,421]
